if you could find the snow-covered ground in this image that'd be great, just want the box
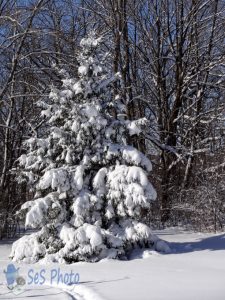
[0,228,225,300]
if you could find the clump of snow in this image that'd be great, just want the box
[126,121,141,136]
[57,223,105,262]
[105,145,152,172]
[80,35,101,48]
[122,146,152,172]
[71,193,90,227]
[22,197,51,228]
[38,169,70,193]
[73,82,83,94]
[10,232,46,263]
[78,65,89,76]
[73,166,84,191]
[106,165,156,218]
[93,168,107,196]
[21,193,66,228]
[82,104,98,118]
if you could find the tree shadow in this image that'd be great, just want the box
[169,233,225,254]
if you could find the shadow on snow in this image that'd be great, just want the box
[168,233,225,254]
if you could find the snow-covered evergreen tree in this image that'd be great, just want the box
[11,33,165,263]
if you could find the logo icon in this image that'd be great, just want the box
[3,264,26,294]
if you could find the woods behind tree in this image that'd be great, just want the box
[0,0,225,233]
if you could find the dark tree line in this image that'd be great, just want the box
[0,0,225,235]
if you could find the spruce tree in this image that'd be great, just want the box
[11,33,162,263]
